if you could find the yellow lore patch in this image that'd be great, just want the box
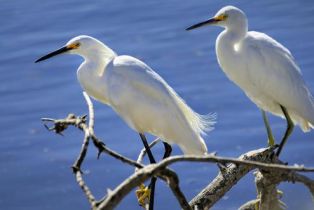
[215,14,228,21]
[67,43,80,49]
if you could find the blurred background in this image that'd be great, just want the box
[1,0,314,209]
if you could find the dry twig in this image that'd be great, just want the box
[42,92,314,210]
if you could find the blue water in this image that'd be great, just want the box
[1,0,314,209]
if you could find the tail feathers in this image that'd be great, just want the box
[300,121,314,133]
[180,136,208,155]
[168,87,216,136]
[195,112,217,135]
[294,95,314,132]
[180,111,215,155]
[305,89,314,130]
[291,110,314,132]
[167,88,216,155]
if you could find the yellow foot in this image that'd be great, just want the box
[254,200,260,210]
[136,183,151,207]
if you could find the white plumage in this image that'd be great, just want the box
[217,28,314,131]
[36,35,214,155]
[187,5,314,155]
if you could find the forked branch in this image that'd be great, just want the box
[42,92,314,210]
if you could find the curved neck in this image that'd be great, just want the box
[82,44,117,75]
[77,44,116,104]
[216,20,248,58]
[215,23,248,88]
[216,27,245,70]
[221,19,248,46]
[227,18,248,41]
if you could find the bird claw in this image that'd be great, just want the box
[136,183,150,207]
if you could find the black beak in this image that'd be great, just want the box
[186,18,218,31]
[35,46,70,63]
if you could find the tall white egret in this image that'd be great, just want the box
[35,35,214,209]
[187,6,314,156]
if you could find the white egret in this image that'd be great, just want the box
[187,6,314,156]
[35,35,214,209]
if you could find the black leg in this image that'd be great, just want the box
[148,177,157,210]
[139,133,156,210]
[138,135,173,210]
[147,142,172,210]
[139,133,156,164]
[148,178,156,210]
[276,105,294,156]
[162,142,172,159]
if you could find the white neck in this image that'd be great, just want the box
[217,20,247,51]
[82,44,116,74]
[216,17,248,63]
[77,44,117,104]
[216,22,248,85]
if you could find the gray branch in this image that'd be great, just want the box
[188,147,275,209]
[41,92,314,210]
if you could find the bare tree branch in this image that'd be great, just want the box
[75,170,98,209]
[42,93,142,208]
[156,153,314,174]
[90,133,143,168]
[292,173,314,198]
[239,157,314,210]
[43,93,190,210]
[136,138,161,166]
[83,91,94,130]
[96,147,314,210]
[135,138,193,209]
[254,170,286,210]
[160,169,192,210]
[189,147,275,209]
[41,92,314,210]
[97,164,192,210]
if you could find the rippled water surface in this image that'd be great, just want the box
[1,0,314,209]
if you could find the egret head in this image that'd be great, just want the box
[35,35,106,63]
[186,6,247,31]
